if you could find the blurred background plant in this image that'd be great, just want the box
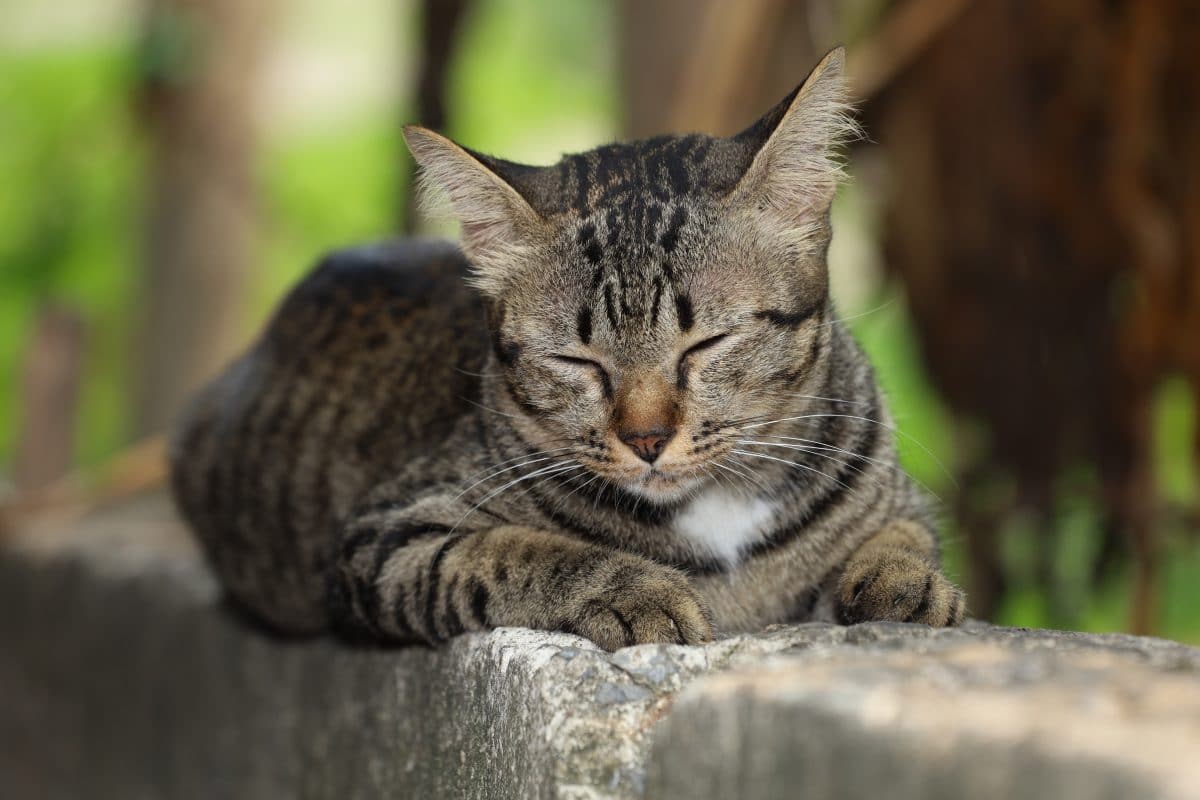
[1,0,1197,640]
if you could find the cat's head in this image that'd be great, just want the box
[405,48,855,502]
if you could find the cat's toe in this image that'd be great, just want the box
[565,562,714,650]
[838,548,965,627]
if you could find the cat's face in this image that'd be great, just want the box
[489,192,830,502]
[406,48,853,502]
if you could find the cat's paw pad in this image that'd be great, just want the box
[838,548,965,627]
[562,562,713,650]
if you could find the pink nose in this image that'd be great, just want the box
[619,429,674,463]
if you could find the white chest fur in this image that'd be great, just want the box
[672,488,778,567]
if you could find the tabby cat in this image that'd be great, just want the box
[170,48,965,650]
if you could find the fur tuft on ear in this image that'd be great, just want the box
[402,125,544,295]
[733,47,860,228]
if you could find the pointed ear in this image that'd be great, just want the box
[732,47,857,226]
[402,125,544,294]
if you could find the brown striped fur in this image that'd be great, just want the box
[169,49,964,649]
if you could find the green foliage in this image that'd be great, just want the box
[0,46,141,465]
[255,122,400,325]
[448,0,618,156]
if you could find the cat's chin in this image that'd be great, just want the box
[619,469,707,505]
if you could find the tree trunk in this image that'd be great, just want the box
[869,0,1200,632]
[401,0,469,233]
[134,0,275,436]
[12,305,85,492]
[617,0,828,138]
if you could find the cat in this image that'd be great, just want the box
[169,48,965,650]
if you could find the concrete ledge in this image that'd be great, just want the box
[648,628,1200,800]
[3,493,1199,799]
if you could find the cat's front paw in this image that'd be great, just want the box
[838,547,965,627]
[560,558,714,650]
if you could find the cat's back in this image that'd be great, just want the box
[169,238,487,632]
[219,237,486,466]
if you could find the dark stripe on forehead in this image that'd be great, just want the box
[660,206,688,254]
[666,153,690,196]
[645,204,662,246]
[576,306,592,345]
[597,367,614,402]
[604,208,619,245]
[675,292,694,332]
[603,284,619,328]
[649,277,665,328]
[578,222,603,265]
[572,155,589,212]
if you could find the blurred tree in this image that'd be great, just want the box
[618,0,827,137]
[869,0,1200,633]
[13,307,84,491]
[133,0,275,436]
[402,0,469,233]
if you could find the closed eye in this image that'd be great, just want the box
[552,354,613,399]
[552,354,606,372]
[676,333,729,389]
[681,333,729,361]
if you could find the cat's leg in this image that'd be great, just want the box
[836,520,966,627]
[327,493,713,650]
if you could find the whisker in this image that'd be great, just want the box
[711,460,755,495]
[454,448,577,499]
[715,456,770,495]
[452,462,583,532]
[589,474,609,515]
[827,297,896,327]
[751,436,896,476]
[460,396,523,420]
[706,462,732,492]
[787,393,869,407]
[454,366,495,378]
[736,439,886,493]
[456,442,575,482]
[740,412,956,488]
[553,471,604,513]
[517,464,588,505]
[755,433,943,502]
[730,449,852,491]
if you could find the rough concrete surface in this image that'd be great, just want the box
[2,492,1199,799]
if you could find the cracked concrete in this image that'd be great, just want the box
[2,492,1199,799]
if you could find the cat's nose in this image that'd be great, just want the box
[619,428,674,464]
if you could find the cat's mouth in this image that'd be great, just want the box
[578,451,717,503]
[621,464,708,502]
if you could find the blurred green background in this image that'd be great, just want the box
[1,0,1196,641]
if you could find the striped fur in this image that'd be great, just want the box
[170,49,964,649]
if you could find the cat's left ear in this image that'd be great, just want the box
[731,47,857,225]
[403,125,546,295]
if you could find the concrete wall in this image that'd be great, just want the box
[3,493,1199,799]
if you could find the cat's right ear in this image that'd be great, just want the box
[403,126,544,295]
